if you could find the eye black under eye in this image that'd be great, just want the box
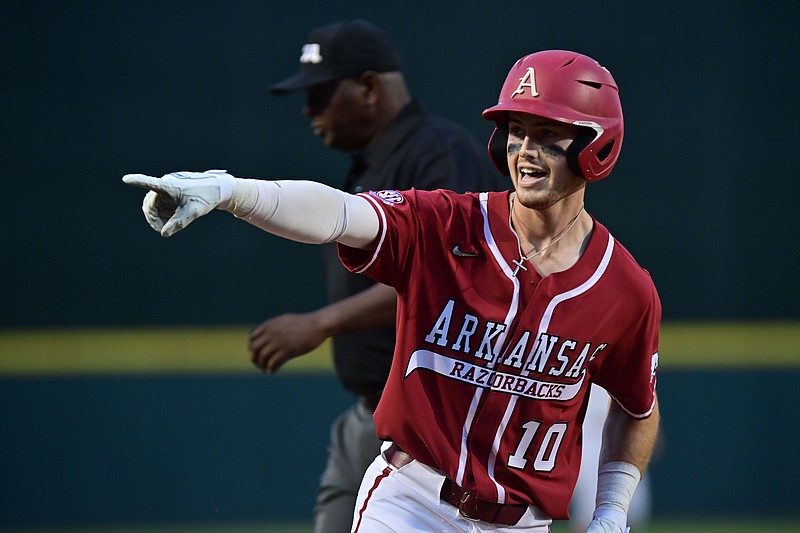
[541,144,567,157]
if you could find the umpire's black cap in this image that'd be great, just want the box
[270,19,403,93]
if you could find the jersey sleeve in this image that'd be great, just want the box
[337,189,466,290]
[592,279,661,418]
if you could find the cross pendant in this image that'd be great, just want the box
[512,258,527,277]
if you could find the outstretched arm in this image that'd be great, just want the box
[122,170,380,248]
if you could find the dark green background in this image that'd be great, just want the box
[0,374,354,527]
[2,0,799,529]
[2,0,798,327]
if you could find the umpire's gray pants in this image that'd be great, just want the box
[314,399,382,533]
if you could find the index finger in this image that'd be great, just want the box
[122,173,163,191]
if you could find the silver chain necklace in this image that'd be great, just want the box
[509,196,585,277]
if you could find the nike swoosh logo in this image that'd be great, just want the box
[452,245,480,257]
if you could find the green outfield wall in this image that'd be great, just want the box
[0,373,353,527]
[1,369,796,528]
[1,323,798,527]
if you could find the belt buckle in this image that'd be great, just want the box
[457,491,481,522]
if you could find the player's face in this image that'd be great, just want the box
[304,78,373,151]
[506,113,585,210]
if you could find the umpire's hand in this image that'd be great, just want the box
[249,312,329,373]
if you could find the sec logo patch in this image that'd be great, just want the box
[370,189,404,205]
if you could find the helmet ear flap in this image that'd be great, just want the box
[488,124,510,176]
[567,127,620,182]
[566,129,594,180]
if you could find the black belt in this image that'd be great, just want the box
[384,443,528,526]
[440,478,528,526]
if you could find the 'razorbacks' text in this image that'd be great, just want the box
[405,299,608,399]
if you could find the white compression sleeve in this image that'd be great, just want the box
[224,178,380,249]
[592,461,641,530]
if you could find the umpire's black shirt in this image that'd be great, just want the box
[322,99,502,397]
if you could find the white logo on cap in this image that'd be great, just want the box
[300,44,323,64]
[512,67,539,98]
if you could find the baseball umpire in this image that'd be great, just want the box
[124,49,661,533]
[248,19,501,533]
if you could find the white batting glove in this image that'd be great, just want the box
[122,170,234,237]
[586,515,629,533]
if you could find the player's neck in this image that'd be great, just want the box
[510,193,585,240]
[509,193,592,276]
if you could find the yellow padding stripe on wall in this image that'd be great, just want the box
[0,321,798,375]
[0,327,331,375]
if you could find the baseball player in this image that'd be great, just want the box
[124,50,661,533]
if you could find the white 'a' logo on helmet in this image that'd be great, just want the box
[300,43,323,64]
[511,67,539,98]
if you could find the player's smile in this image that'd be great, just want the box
[516,162,548,186]
[509,140,551,191]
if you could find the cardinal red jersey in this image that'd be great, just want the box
[338,189,660,520]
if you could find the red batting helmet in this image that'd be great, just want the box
[482,50,623,182]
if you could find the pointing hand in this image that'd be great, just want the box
[122,170,234,237]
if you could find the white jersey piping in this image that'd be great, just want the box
[463,200,617,503]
